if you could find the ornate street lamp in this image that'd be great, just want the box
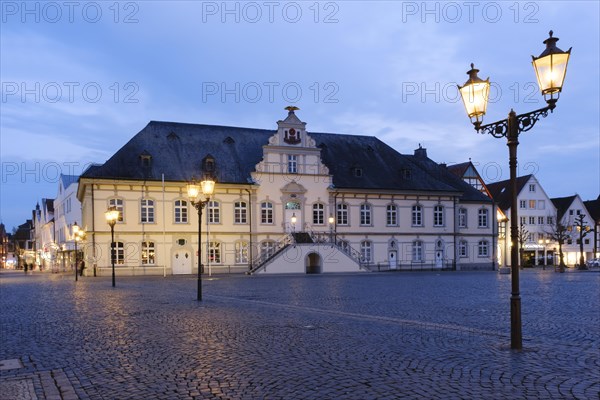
[187,177,215,301]
[105,206,120,287]
[458,31,571,350]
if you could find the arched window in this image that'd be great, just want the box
[337,203,349,226]
[360,203,372,226]
[261,202,273,224]
[361,240,372,263]
[412,240,423,262]
[458,240,468,258]
[140,199,155,223]
[174,200,188,223]
[433,205,444,227]
[235,241,249,264]
[313,203,325,225]
[458,208,467,228]
[141,241,155,265]
[412,205,423,226]
[261,240,276,259]
[386,204,398,226]
[478,240,489,257]
[108,198,124,222]
[208,201,220,224]
[478,208,489,228]
[234,201,247,224]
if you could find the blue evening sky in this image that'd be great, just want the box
[1,1,599,231]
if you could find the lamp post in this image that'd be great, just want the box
[72,222,85,281]
[105,206,119,287]
[538,238,550,269]
[458,31,571,350]
[187,178,215,301]
[73,222,80,282]
[328,214,335,244]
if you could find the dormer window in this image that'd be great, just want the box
[139,152,152,167]
[401,168,412,180]
[354,168,363,177]
[202,155,216,173]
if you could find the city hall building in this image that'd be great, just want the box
[77,108,497,276]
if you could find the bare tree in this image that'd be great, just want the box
[571,214,591,269]
[546,220,570,270]
[517,222,529,268]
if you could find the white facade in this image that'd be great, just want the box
[77,111,496,276]
[54,175,83,272]
[558,195,595,265]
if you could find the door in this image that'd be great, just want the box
[172,250,192,275]
[388,251,397,270]
[435,250,444,269]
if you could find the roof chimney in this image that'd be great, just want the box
[414,144,427,158]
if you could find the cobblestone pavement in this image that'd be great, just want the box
[1,269,598,399]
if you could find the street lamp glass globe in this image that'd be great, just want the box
[532,31,571,103]
[458,63,490,125]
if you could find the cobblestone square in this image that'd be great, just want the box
[1,269,598,399]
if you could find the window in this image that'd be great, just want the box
[585,238,590,245]
[567,238,573,245]
[538,200,545,210]
[337,203,349,226]
[478,209,489,228]
[519,200,527,209]
[478,240,489,257]
[338,240,350,254]
[208,201,220,224]
[112,242,124,265]
[109,198,124,222]
[529,184,536,192]
[458,208,467,228]
[360,203,372,226]
[520,216,527,225]
[547,216,553,225]
[569,210,574,216]
[576,209,581,215]
[361,241,372,263]
[235,241,249,264]
[285,201,300,210]
[261,202,273,224]
[287,154,297,173]
[208,242,221,263]
[261,241,276,259]
[412,205,423,226]
[141,241,155,265]
[234,201,247,224]
[174,200,188,223]
[458,240,468,257]
[433,205,444,227]
[386,204,398,226]
[412,241,423,262]
[538,216,544,225]
[313,203,325,225]
[529,216,535,225]
[141,199,154,223]
[529,200,536,209]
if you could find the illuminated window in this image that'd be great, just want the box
[141,241,155,265]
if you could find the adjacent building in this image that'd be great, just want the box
[487,174,557,267]
[54,174,83,272]
[76,108,497,276]
[551,195,595,265]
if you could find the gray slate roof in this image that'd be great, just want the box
[81,120,490,201]
[486,175,533,211]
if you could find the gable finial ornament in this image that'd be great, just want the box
[285,106,300,114]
